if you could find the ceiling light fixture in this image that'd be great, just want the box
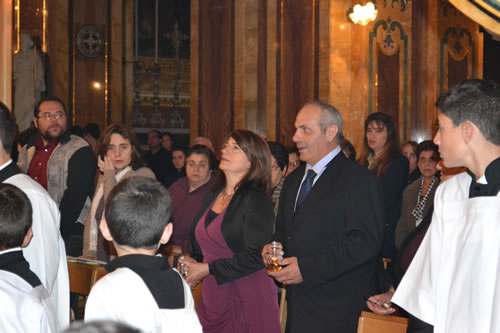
[347,2,378,26]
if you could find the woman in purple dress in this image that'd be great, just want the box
[180,130,281,333]
[168,144,216,253]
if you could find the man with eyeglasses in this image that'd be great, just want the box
[18,97,96,257]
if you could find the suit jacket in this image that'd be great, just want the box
[191,183,275,285]
[275,153,385,333]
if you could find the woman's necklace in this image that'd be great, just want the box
[220,190,234,208]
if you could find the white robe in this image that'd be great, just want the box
[85,267,202,333]
[393,172,500,333]
[0,270,57,333]
[5,174,70,330]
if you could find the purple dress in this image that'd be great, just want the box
[195,205,281,333]
[168,175,215,253]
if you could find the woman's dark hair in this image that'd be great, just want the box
[172,145,188,156]
[358,112,401,178]
[97,124,144,170]
[267,141,289,172]
[187,144,217,170]
[214,129,272,194]
[416,140,439,161]
[340,138,357,161]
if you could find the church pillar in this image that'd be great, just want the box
[46,0,69,114]
[0,0,13,109]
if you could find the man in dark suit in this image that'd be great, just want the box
[263,101,385,332]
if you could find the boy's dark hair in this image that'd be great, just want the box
[0,102,17,153]
[104,177,171,249]
[416,140,439,161]
[64,320,141,333]
[83,123,101,141]
[33,96,67,118]
[0,184,33,250]
[436,79,500,144]
[267,141,289,172]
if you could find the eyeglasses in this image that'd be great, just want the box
[38,112,66,121]
[289,161,300,168]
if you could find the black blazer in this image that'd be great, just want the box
[275,152,385,333]
[375,154,409,259]
[191,183,274,285]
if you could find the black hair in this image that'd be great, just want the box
[63,321,141,333]
[70,125,84,137]
[341,138,357,161]
[0,102,17,153]
[0,184,33,250]
[436,79,500,144]
[416,140,439,161]
[104,177,171,249]
[267,141,289,172]
[186,144,216,170]
[287,147,299,155]
[161,132,173,140]
[83,123,101,141]
[172,145,188,156]
[33,96,67,118]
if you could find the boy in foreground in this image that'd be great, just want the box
[0,183,57,332]
[85,177,202,332]
[392,79,500,333]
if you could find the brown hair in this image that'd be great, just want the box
[97,124,144,170]
[214,129,272,194]
[358,112,401,178]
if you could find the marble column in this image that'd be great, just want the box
[0,0,13,109]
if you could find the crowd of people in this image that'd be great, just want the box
[0,78,499,333]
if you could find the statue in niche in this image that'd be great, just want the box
[13,33,46,132]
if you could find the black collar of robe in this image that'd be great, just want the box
[467,157,500,198]
[105,254,185,309]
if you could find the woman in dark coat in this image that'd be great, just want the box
[358,112,409,260]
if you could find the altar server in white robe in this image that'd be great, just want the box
[0,184,57,333]
[392,79,500,333]
[85,177,201,333]
[0,102,69,330]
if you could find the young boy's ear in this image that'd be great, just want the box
[21,228,33,248]
[99,218,114,242]
[461,121,475,144]
[159,223,173,245]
